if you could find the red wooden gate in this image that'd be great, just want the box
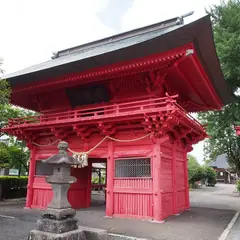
[112,157,153,219]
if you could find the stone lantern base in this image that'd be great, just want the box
[29,228,86,240]
[36,217,79,234]
[29,226,109,240]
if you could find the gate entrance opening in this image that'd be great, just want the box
[91,159,107,207]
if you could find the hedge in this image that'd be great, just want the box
[0,176,28,199]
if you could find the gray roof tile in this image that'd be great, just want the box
[209,153,229,169]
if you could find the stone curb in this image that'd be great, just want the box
[218,211,240,240]
[108,233,150,240]
[0,198,26,206]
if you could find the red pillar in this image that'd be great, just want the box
[184,151,190,209]
[25,146,36,208]
[85,143,92,208]
[152,138,163,222]
[86,160,92,208]
[172,143,177,214]
[106,140,114,217]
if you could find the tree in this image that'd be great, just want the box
[8,145,29,171]
[0,57,10,105]
[0,58,34,175]
[0,104,36,136]
[202,166,217,186]
[199,104,240,174]
[0,142,12,168]
[199,0,240,174]
[0,58,36,133]
[188,154,205,186]
[0,141,29,175]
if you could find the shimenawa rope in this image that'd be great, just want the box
[32,133,151,168]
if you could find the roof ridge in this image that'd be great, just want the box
[52,11,194,59]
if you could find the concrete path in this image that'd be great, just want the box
[0,204,234,240]
[190,184,240,211]
[226,214,240,240]
[0,184,238,240]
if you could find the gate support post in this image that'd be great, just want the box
[184,151,190,209]
[172,143,177,214]
[152,138,163,222]
[106,140,114,217]
[25,146,36,208]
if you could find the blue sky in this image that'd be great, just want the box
[0,0,221,162]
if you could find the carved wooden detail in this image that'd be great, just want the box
[31,94,52,111]
[98,122,116,136]
[3,95,206,151]
[13,50,186,94]
[51,127,69,140]
[73,125,97,142]
[145,71,167,97]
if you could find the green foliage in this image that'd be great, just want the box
[207,0,240,92]
[0,58,34,173]
[203,166,217,186]
[188,155,217,187]
[0,57,10,105]
[199,1,240,174]
[188,154,205,186]
[0,143,11,168]
[0,142,29,172]
[0,104,36,130]
[0,176,28,199]
[204,166,216,179]
[0,57,36,132]
[91,176,106,184]
[8,145,29,170]
[236,180,240,192]
[0,80,10,105]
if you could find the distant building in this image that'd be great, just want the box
[92,163,106,180]
[209,154,236,184]
[0,135,10,145]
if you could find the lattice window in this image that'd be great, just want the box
[115,158,151,178]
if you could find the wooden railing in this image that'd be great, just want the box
[5,95,201,128]
[174,102,203,129]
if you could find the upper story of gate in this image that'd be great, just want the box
[2,14,234,116]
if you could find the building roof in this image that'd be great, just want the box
[92,163,106,169]
[2,14,235,108]
[2,15,183,83]
[209,153,230,169]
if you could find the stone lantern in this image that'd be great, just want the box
[28,141,85,239]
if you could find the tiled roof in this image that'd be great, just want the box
[209,153,229,169]
[2,15,183,80]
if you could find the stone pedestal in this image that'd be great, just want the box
[29,229,86,240]
[36,218,78,234]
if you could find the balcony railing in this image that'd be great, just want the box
[5,95,201,129]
